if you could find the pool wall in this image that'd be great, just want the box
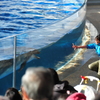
[0,19,85,94]
[0,0,86,94]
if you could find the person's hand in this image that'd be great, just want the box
[72,43,78,50]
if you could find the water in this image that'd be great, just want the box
[0,0,86,94]
[0,0,86,76]
[0,0,84,38]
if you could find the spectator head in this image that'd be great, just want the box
[95,34,100,41]
[21,67,54,100]
[95,34,100,44]
[5,87,22,100]
[66,92,86,100]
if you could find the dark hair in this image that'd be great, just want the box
[95,34,100,41]
[48,68,69,85]
[5,87,22,100]
[48,68,60,84]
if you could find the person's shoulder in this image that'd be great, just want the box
[59,80,69,85]
[0,96,9,100]
[87,43,95,47]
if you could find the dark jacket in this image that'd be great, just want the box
[52,81,77,100]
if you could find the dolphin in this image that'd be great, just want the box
[0,48,40,74]
[18,49,40,71]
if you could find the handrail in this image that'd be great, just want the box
[13,36,17,88]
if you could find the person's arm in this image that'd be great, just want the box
[72,43,87,49]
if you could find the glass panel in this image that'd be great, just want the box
[0,0,87,94]
[0,37,14,76]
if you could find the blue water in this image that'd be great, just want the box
[0,0,85,72]
[0,0,84,38]
[0,0,85,77]
[0,20,85,94]
[0,0,86,94]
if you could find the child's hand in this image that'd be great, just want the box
[72,43,78,50]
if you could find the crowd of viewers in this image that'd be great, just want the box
[1,67,100,100]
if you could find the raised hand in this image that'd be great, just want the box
[72,43,77,50]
